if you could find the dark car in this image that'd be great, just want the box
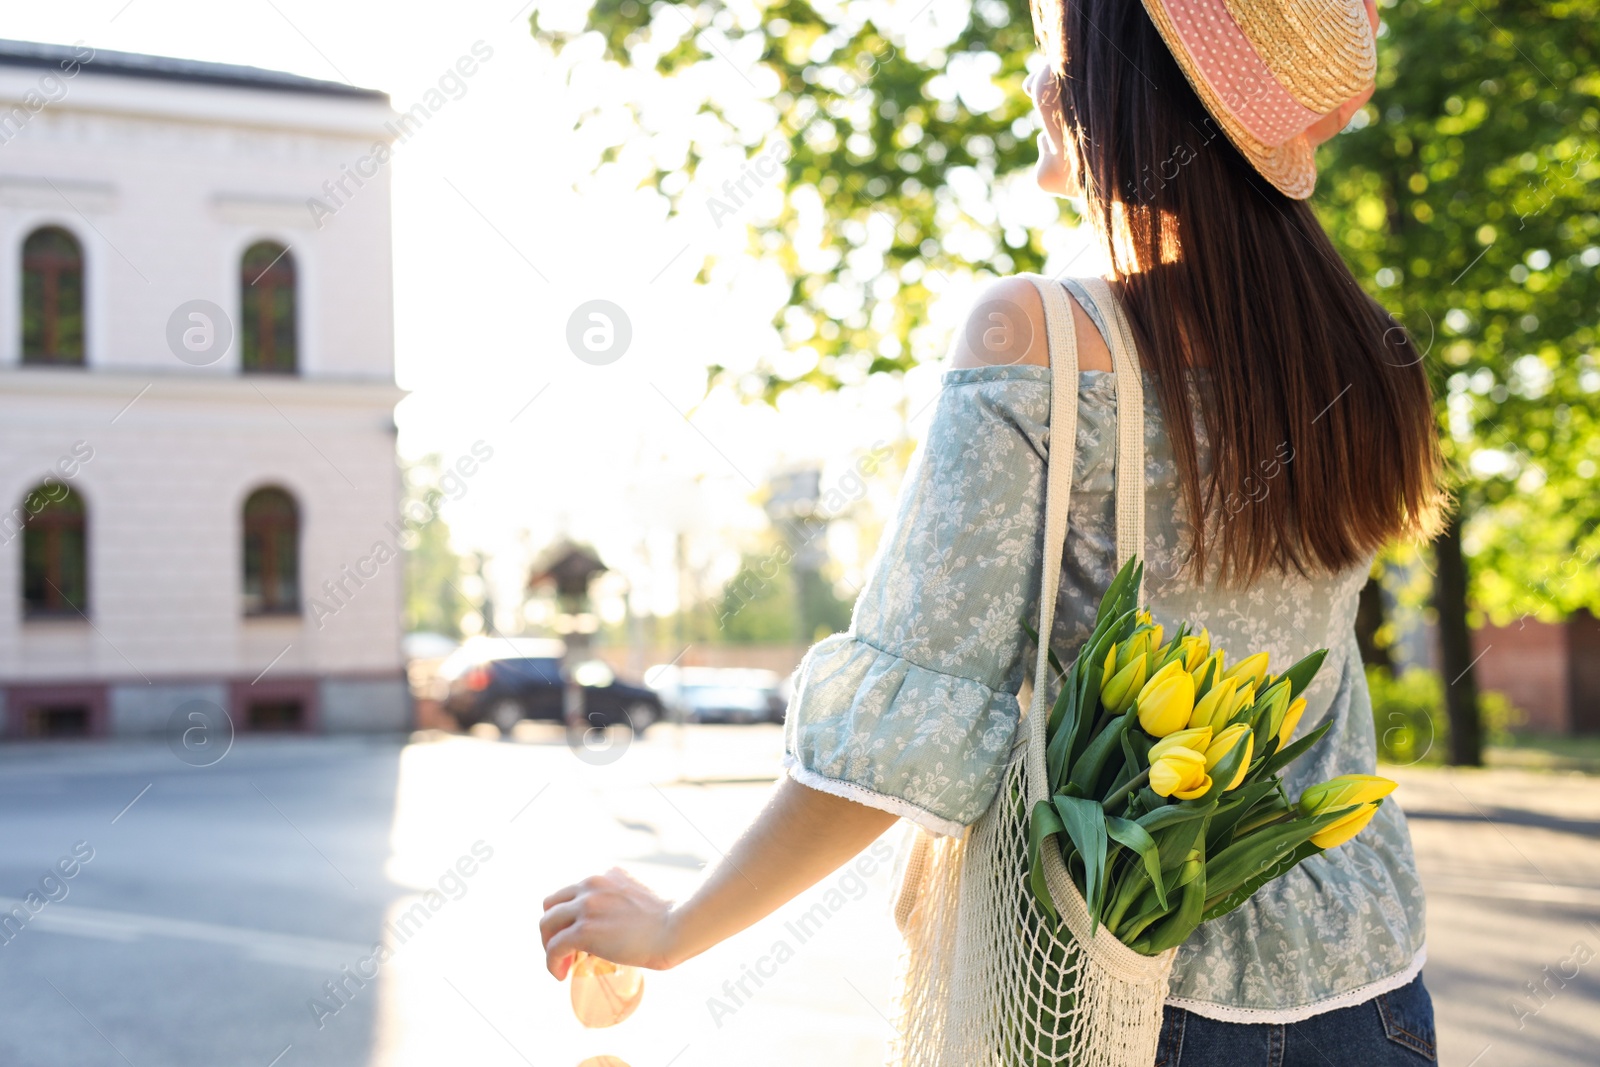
[442,644,661,735]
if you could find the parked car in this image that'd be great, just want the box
[440,638,662,734]
[646,666,787,725]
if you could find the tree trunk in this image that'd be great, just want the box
[1355,575,1394,671]
[1434,512,1483,766]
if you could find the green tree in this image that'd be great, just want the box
[717,551,800,642]
[1318,0,1600,762]
[534,0,1600,762]
[532,0,1049,398]
[717,545,853,643]
[402,455,471,637]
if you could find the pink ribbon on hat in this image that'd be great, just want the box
[1161,0,1323,147]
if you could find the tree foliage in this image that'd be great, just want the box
[533,0,1051,399]
[403,455,471,637]
[533,0,1600,628]
[1316,0,1600,622]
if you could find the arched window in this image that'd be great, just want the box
[240,241,297,374]
[21,482,87,616]
[21,226,85,366]
[243,488,300,614]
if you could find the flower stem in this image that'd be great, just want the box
[1101,769,1150,813]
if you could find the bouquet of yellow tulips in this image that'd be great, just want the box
[1027,558,1396,955]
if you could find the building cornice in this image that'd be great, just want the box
[0,66,397,141]
[0,365,406,409]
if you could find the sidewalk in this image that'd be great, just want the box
[3,727,1592,1066]
[1388,762,1600,1067]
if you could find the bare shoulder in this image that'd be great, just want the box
[950,275,1113,372]
[951,277,1049,369]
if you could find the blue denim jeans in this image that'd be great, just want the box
[1155,973,1437,1066]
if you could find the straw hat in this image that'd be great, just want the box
[1139,0,1377,198]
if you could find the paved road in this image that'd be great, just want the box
[0,726,1594,1066]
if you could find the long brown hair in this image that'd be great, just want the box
[1032,0,1442,584]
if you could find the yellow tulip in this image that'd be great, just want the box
[1255,679,1293,738]
[1228,683,1258,725]
[1224,651,1270,692]
[1299,775,1396,848]
[1135,611,1162,648]
[1277,696,1307,747]
[1149,725,1212,761]
[1115,626,1160,673]
[1149,745,1210,799]
[1189,675,1239,730]
[1202,723,1254,790]
[1192,678,1257,732]
[1309,802,1381,849]
[1299,774,1397,813]
[1175,629,1211,672]
[1191,650,1225,690]
[1100,645,1149,715]
[1136,660,1195,737]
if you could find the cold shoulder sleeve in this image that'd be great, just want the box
[783,366,1053,835]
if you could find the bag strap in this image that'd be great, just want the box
[1021,274,1148,717]
[1021,275,1080,806]
[895,276,1155,953]
[1021,272,1149,815]
[1027,275,1164,973]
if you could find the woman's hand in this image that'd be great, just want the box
[540,866,679,980]
[539,778,899,984]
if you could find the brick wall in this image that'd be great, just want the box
[1472,619,1570,732]
[1469,613,1600,734]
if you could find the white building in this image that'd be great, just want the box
[0,40,410,738]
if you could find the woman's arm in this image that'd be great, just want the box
[541,281,1074,981]
[540,777,898,979]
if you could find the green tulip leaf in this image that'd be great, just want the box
[1096,557,1143,626]
[1075,611,1135,762]
[1203,779,1281,854]
[1131,842,1207,954]
[1113,888,1167,944]
[1193,655,1221,700]
[1248,733,1281,776]
[1053,794,1109,929]
[1107,815,1168,911]
[1046,691,1086,792]
[1232,793,1292,837]
[1047,665,1076,736]
[1156,813,1207,876]
[1203,804,1360,899]
[1121,726,1153,773]
[1028,798,1066,922]
[1279,649,1328,699]
[1202,840,1322,922]
[1136,799,1217,834]
[1068,707,1133,796]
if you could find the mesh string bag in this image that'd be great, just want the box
[889,276,1177,1066]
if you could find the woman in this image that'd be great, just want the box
[541,0,1443,1061]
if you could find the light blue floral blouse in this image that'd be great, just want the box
[784,281,1427,1022]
